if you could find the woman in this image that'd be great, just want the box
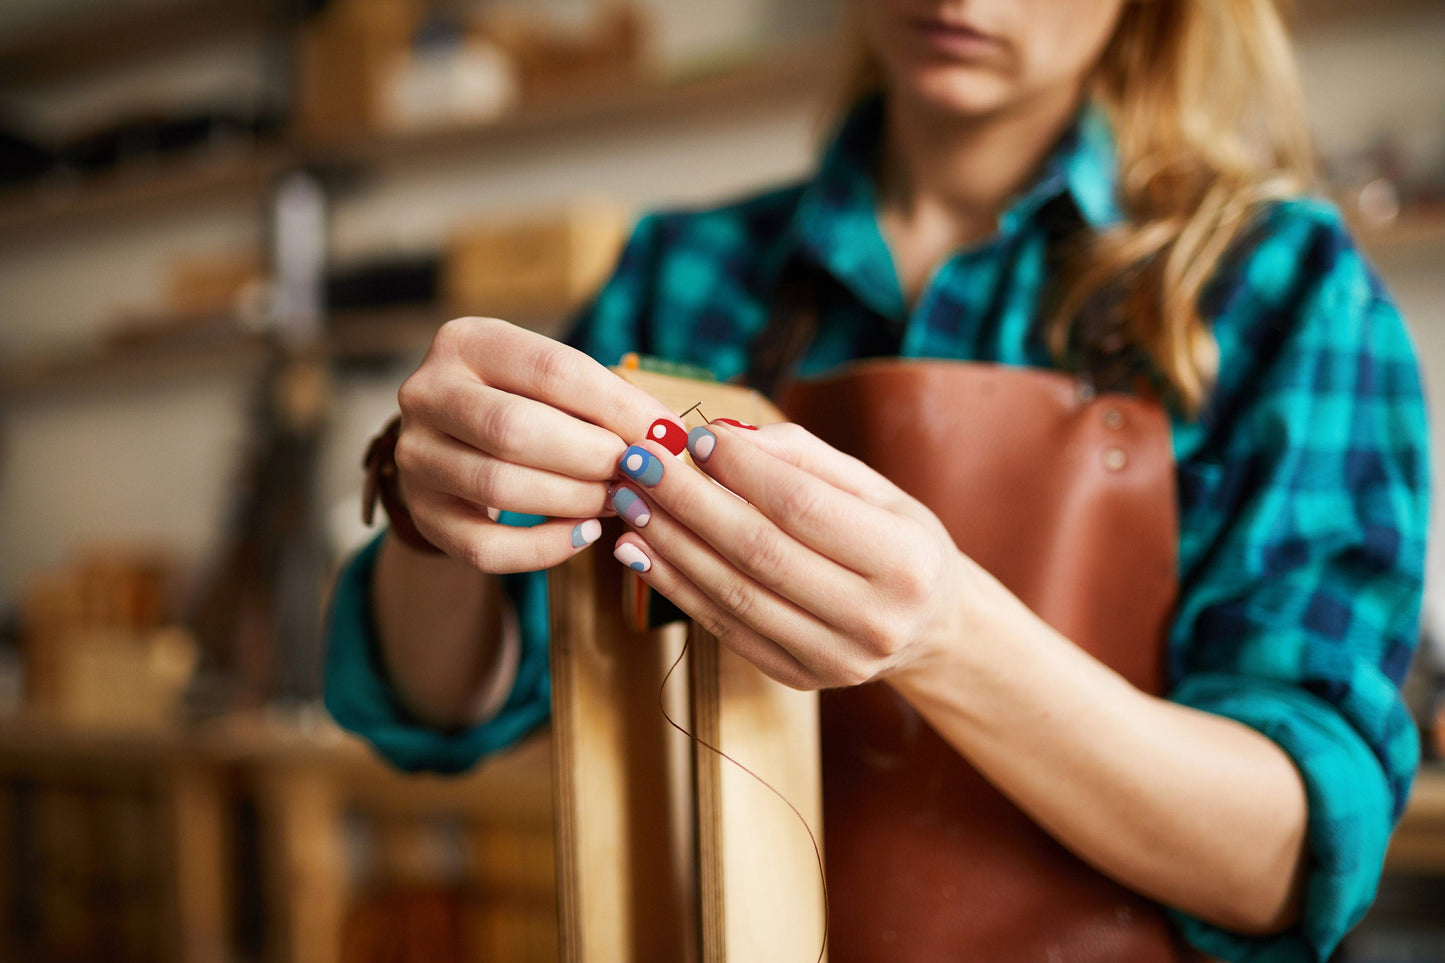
[325,0,1430,960]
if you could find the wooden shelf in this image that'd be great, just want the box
[0,145,290,244]
[0,319,273,398]
[1386,764,1445,875]
[0,0,280,86]
[1356,209,1445,254]
[1293,0,1441,29]
[327,304,573,361]
[0,44,830,238]
[301,44,835,168]
[0,303,574,395]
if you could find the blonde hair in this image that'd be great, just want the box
[839,0,1315,418]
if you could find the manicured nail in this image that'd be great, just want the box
[614,542,651,573]
[646,419,688,455]
[571,519,602,548]
[619,445,664,487]
[714,418,757,430]
[687,426,716,462]
[611,487,651,527]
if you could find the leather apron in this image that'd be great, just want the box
[779,359,1201,963]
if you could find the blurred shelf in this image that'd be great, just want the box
[0,316,273,398]
[0,145,290,244]
[0,304,576,395]
[300,43,835,168]
[1386,764,1445,875]
[0,44,829,239]
[1294,0,1442,28]
[327,304,572,360]
[0,0,281,86]
[1355,209,1445,254]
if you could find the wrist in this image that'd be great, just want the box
[885,554,1041,725]
[363,414,445,555]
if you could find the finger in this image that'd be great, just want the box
[611,534,829,691]
[426,379,629,482]
[729,421,901,505]
[412,490,603,574]
[612,473,867,672]
[619,439,875,624]
[399,427,610,518]
[449,317,678,441]
[684,423,904,576]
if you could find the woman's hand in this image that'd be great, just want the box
[607,419,979,689]
[393,317,681,573]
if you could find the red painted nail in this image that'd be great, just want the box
[646,419,688,455]
[714,418,758,430]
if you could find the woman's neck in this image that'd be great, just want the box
[878,85,1084,305]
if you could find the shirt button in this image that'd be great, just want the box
[1103,408,1125,430]
[1103,447,1128,471]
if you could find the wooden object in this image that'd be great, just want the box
[481,5,647,103]
[443,201,631,323]
[296,0,423,141]
[0,712,557,963]
[164,253,262,317]
[549,367,827,963]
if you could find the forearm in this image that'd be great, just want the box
[889,562,1310,935]
[372,532,514,729]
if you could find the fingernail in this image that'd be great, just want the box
[646,419,687,455]
[611,487,651,527]
[714,418,757,430]
[687,426,716,462]
[571,519,602,548]
[619,445,664,487]
[614,542,651,573]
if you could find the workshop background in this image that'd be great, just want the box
[0,1,1442,961]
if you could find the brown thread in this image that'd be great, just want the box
[655,400,829,961]
[657,637,828,963]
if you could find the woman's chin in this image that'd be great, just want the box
[891,64,1016,119]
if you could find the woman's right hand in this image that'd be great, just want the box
[393,316,679,573]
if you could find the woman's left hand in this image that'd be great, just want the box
[608,419,978,689]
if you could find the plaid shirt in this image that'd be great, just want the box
[325,96,1430,962]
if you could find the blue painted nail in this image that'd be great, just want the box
[619,445,664,487]
[612,487,651,527]
[571,519,602,548]
[687,426,716,462]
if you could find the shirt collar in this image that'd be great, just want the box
[785,93,1125,320]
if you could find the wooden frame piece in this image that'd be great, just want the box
[549,368,827,963]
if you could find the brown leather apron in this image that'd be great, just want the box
[779,359,1201,963]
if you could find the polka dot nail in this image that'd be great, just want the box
[647,419,688,455]
[611,487,651,527]
[687,426,716,462]
[571,519,602,547]
[619,445,664,487]
[614,542,651,573]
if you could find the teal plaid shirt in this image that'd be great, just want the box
[325,96,1431,962]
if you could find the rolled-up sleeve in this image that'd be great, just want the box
[1165,204,1430,961]
[322,215,664,774]
[322,531,553,773]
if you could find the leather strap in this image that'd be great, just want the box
[362,415,444,555]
